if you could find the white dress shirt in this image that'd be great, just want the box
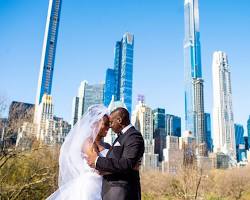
[121,124,133,134]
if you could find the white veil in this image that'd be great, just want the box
[47,104,109,199]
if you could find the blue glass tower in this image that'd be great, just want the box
[35,0,62,106]
[114,42,122,101]
[184,0,205,139]
[112,33,134,114]
[104,68,115,106]
[234,124,245,162]
[247,116,250,149]
[120,33,134,114]
[205,113,213,152]
[165,114,181,137]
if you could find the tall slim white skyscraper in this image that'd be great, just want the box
[35,0,62,107]
[34,0,62,144]
[212,51,236,158]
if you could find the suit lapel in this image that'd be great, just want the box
[106,127,134,158]
[107,134,120,157]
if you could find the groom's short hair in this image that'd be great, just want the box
[111,107,130,125]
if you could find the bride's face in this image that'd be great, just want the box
[98,115,110,137]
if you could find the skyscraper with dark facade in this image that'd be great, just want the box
[153,108,166,161]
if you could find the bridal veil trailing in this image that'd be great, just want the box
[47,105,109,200]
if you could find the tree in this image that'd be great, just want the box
[0,145,59,200]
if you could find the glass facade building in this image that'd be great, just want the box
[104,33,134,114]
[153,108,166,161]
[120,33,134,114]
[205,113,213,152]
[114,42,122,101]
[35,0,62,106]
[104,68,115,106]
[165,114,181,137]
[71,82,104,125]
[234,124,245,162]
[184,0,205,141]
[247,116,250,150]
[111,33,134,114]
[83,83,104,114]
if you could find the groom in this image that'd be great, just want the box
[86,107,145,200]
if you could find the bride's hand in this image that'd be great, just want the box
[85,146,98,168]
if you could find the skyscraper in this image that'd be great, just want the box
[234,124,245,162]
[34,0,62,133]
[153,108,166,161]
[114,42,122,101]
[183,0,205,149]
[247,116,250,149]
[53,116,71,144]
[71,96,79,126]
[104,33,134,114]
[104,68,115,106]
[71,81,87,126]
[193,78,206,156]
[35,0,62,106]
[71,81,104,125]
[83,83,104,114]
[205,113,213,152]
[77,81,87,122]
[132,101,158,170]
[113,33,134,114]
[36,94,54,144]
[212,51,236,158]
[120,33,134,114]
[165,114,181,137]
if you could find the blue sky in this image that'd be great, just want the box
[0,0,250,133]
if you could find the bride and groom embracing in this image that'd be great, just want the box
[47,105,145,200]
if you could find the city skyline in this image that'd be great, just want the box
[0,0,250,134]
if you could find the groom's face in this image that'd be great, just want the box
[109,112,122,134]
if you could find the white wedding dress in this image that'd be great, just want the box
[46,105,110,200]
[47,149,109,200]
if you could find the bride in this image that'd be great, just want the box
[47,105,110,200]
